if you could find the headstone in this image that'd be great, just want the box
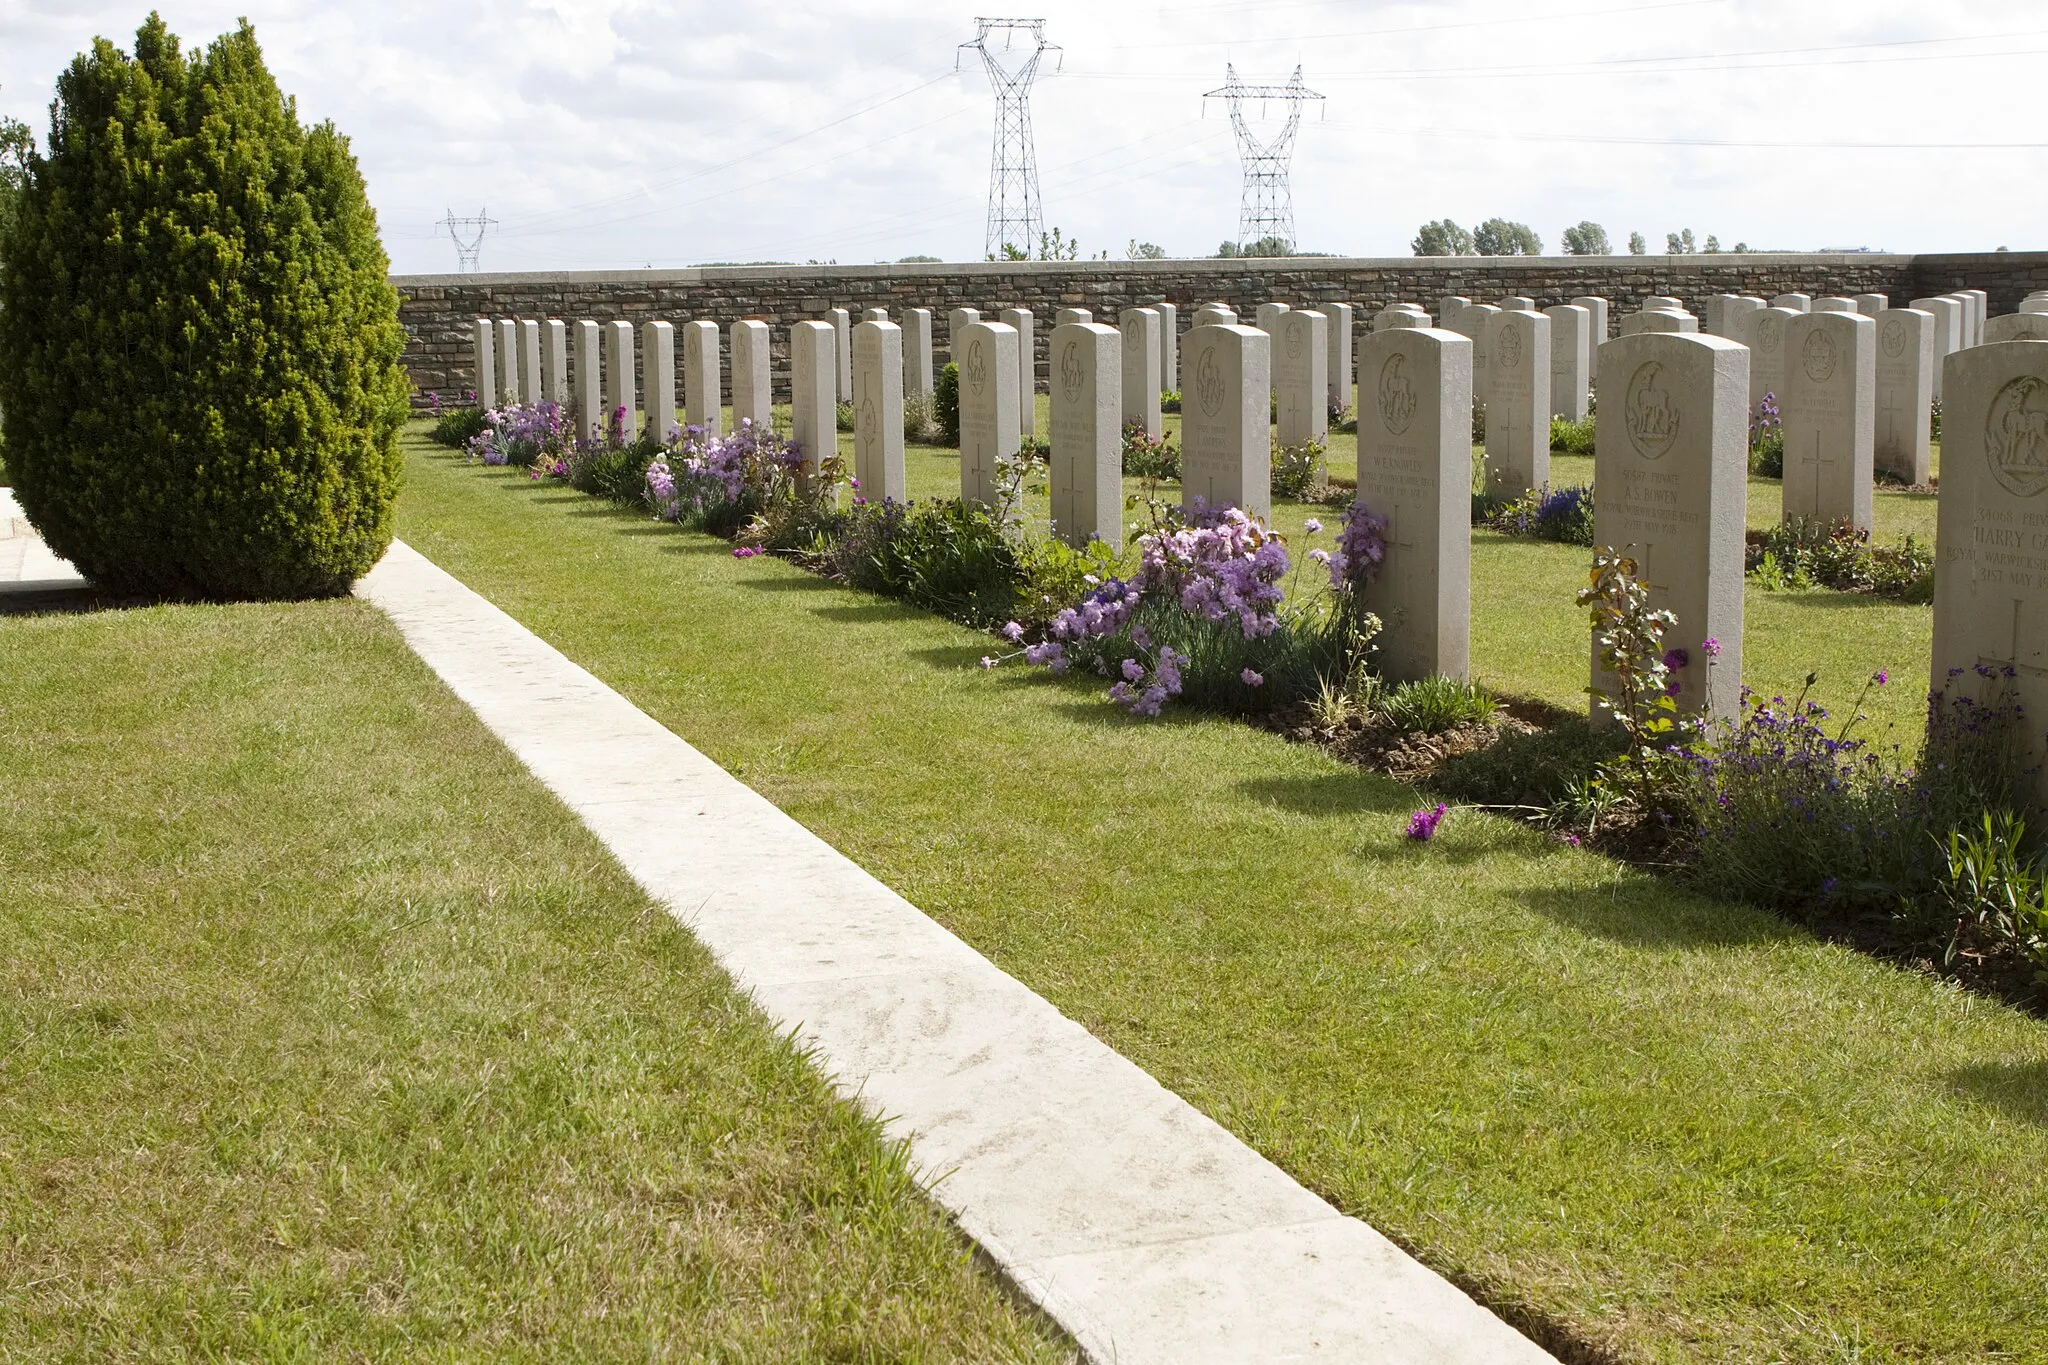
[1354,326,1474,683]
[1463,302,1500,402]
[1002,307,1035,438]
[830,308,853,402]
[642,321,677,441]
[1315,302,1354,414]
[1592,332,1749,722]
[1965,288,1989,344]
[1158,301,1180,392]
[1705,295,1763,339]
[1620,310,1698,336]
[1644,295,1684,312]
[862,307,889,322]
[2020,296,2048,316]
[1192,303,1235,327]
[518,319,542,404]
[1985,314,2048,343]
[1572,296,1610,381]
[1048,322,1124,551]
[1497,296,1534,311]
[851,320,906,504]
[1780,310,1876,532]
[905,308,934,395]
[1911,296,1965,400]
[1745,306,1800,410]
[683,320,721,438]
[1181,323,1271,519]
[473,319,496,410]
[574,320,602,439]
[1855,293,1889,316]
[1254,302,1290,337]
[1873,307,1935,485]
[497,319,519,406]
[1484,308,1551,497]
[1544,303,1591,421]
[543,319,568,406]
[1948,292,1980,350]
[1929,338,2048,804]
[1771,293,1812,312]
[1814,297,1857,314]
[1119,307,1163,439]
[1375,307,1432,332]
[790,320,836,485]
[1056,307,1093,326]
[956,321,1020,506]
[1437,296,1471,329]
[731,320,771,431]
[948,307,982,367]
[604,320,636,439]
[1273,309,1329,448]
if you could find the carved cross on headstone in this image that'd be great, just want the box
[1798,430,1837,508]
[1879,392,1908,455]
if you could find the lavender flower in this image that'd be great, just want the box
[1405,803,1447,841]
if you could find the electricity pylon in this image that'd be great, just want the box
[1203,65,1323,254]
[959,19,1061,260]
[438,208,497,272]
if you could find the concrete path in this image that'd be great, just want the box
[0,489,88,595]
[356,537,1551,1363]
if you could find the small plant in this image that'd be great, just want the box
[1549,415,1596,454]
[1749,393,1784,477]
[1160,389,1182,414]
[467,401,573,469]
[1485,484,1595,546]
[1271,437,1328,502]
[904,390,944,445]
[836,400,856,433]
[1471,396,1486,444]
[1746,519,1934,601]
[429,402,489,449]
[1378,676,1498,735]
[1122,423,1182,480]
[1578,548,1696,813]
[649,418,812,539]
[935,361,961,445]
[1934,812,2048,979]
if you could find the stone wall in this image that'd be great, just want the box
[393,252,2045,407]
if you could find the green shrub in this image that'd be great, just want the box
[1433,717,1625,808]
[935,362,961,445]
[0,17,409,599]
[1746,519,1933,600]
[1549,415,1596,454]
[827,497,1019,628]
[1122,423,1181,480]
[1160,389,1182,414]
[429,405,489,448]
[1378,676,1497,734]
[836,400,856,433]
[1271,438,1327,501]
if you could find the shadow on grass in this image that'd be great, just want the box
[908,643,1001,671]
[1511,882,1800,950]
[1764,591,1925,613]
[1235,771,1415,819]
[1947,1060,2048,1127]
[815,601,926,624]
[736,573,841,593]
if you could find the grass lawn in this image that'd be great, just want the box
[401,427,2048,1364]
[0,594,1067,1360]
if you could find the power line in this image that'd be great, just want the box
[960,18,1061,260]
[1204,64,1322,253]
[1119,0,1729,48]
[436,208,496,271]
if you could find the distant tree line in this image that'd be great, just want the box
[1412,218,1754,257]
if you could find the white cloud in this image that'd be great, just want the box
[0,0,2039,272]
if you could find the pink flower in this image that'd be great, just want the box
[732,546,762,558]
[1241,668,1264,687]
[1404,803,1447,841]
[1701,636,1722,659]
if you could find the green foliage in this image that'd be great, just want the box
[1750,427,1785,476]
[1121,423,1181,480]
[934,362,961,445]
[903,389,942,444]
[1126,239,1166,260]
[1550,415,1596,454]
[0,106,32,259]
[1378,676,1497,734]
[0,17,409,599]
[1014,534,1137,631]
[1484,485,1595,546]
[1935,812,2048,981]
[1433,715,1625,808]
[836,400,856,433]
[1666,229,1697,254]
[832,497,1019,628]
[1579,547,1694,813]
[1270,437,1326,501]
[567,435,659,507]
[1746,519,1934,601]
[1160,389,1182,414]
[1628,231,1647,255]
[1216,236,1295,258]
[429,405,488,449]
[1560,221,1610,255]
[1473,218,1543,256]
[1411,219,1473,256]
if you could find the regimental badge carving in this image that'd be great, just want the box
[1497,322,1523,371]
[1285,321,1305,360]
[1986,374,2048,498]
[1624,361,1678,460]
[965,338,988,394]
[1802,328,1838,383]
[1756,315,1783,353]
[1195,347,1225,418]
[1126,324,1141,354]
[858,377,878,446]
[1377,353,1417,436]
[1059,339,1084,400]
[2015,325,2046,342]
[1881,318,1906,358]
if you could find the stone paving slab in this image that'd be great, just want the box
[357,539,1554,1365]
[0,489,89,595]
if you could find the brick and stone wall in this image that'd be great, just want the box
[391,252,2048,407]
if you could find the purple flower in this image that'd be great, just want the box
[732,545,762,558]
[1241,668,1265,687]
[979,656,995,670]
[1001,621,1026,643]
[1701,636,1722,659]
[1405,803,1448,841]
[1302,517,1323,535]
[1121,658,1146,682]
[1663,648,1690,671]
[1873,669,1889,686]
[1562,832,1583,848]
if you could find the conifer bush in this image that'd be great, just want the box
[0,16,409,599]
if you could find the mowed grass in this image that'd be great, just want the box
[0,595,1068,1361]
[402,431,2048,1364]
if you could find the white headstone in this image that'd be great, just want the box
[1780,310,1876,532]
[604,320,636,439]
[497,319,519,406]
[1119,307,1163,440]
[1873,308,1934,486]
[1744,306,1800,411]
[1985,314,2048,343]
[1911,296,1965,400]
[1941,293,1976,354]
[852,320,906,504]
[542,319,567,407]
[1463,303,1500,402]
[518,319,542,404]
[682,320,720,438]
[1620,310,1699,336]
[1645,295,1684,312]
[1855,293,1889,316]
[1499,296,1536,311]
[1002,307,1035,439]
[1056,307,1093,326]
[790,320,836,485]
[830,308,852,403]
[2020,296,2048,316]
[1181,324,1271,519]
[473,318,496,410]
[1254,302,1290,337]
[1964,288,1989,345]
[1315,302,1354,414]
[1929,338,2048,803]
[1484,309,1551,497]
[1705,295,1764,339]
[1544,303,1591,422]
[957,321,1020,506]
[730,320,771,432]
[904,308,934,396]
[1049,323,1124,551]
[862,307,889,323]
[1814,297,1858,314]
[1771,293,1812,313]
[1158,301,1180,393]
[1592,332,1749,722]
[1192,303,1235,327]
[1374,306,1434,332]
[1437,296,1471,329]
[1355,327,1474,683]
[642,321,676,441]
[948,307,982,368]
[1273,309,1329,449]
[574,320,602,439]
[1572,296,1610,382]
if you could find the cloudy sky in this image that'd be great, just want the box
[1,0,2040,274]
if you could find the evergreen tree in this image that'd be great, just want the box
[0,15,409,599]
